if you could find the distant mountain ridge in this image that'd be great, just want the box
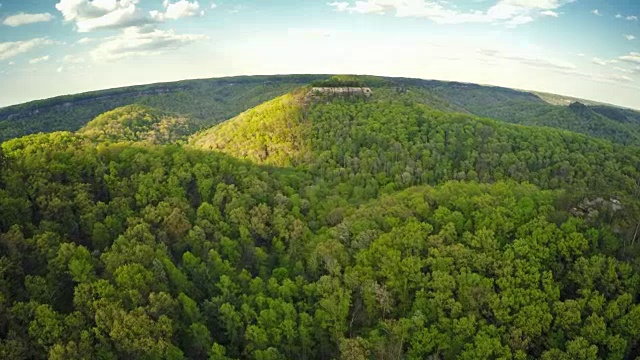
[386,77,640,145]
[0,75,328,142]
[2,74,640,146]
[531,91,628,108]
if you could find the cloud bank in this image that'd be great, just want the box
[90,26,206,61]
[327,0,574,26]
[29,55,50,64]
[0,38,55,61]
[55,0,203,32]
[3,13,54,27]
[151,0,203,21]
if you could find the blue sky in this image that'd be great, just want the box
[0,0,639,109]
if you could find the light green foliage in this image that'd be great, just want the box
[78,105,196,144]
[190,92,311,167]
[0,75,327,142]
[1,77,640,359]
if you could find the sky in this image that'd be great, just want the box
[0,0,639,109]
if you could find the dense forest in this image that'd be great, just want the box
[4,74,640,147]
[395,78,640,146]
[1,75,640,359]
[0,75,327,142]
[79,105,196,145]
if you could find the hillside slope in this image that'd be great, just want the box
[191,87,640,206]
[395,78,546,108]
[78,105,196,144]
[190,91,311,166]
[389,77,640,145]
[591,105,640,125]
[463,100,640,145]
[0,75,327,142]
[4,74,640,147]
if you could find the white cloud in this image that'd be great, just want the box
[29,55,50,64]
[327,0,573,26]
[540,10,558,17]
[505,15,534,27]
[55,0,206,32]
[558,69,634,86]
[210,2,217,10]
[76,37,94,44]
[77,6,147,32]
[328,2,350,12]
[592,57,618,66]
[610,74,633,83]
[577,53,585,57]
[620,52,640,64]
[591,9,602,16]
[624,34,635,41]
[58,54,89,73]
[343,1,385,14]
[55,0,151,32]
[479,48,577,72]
[91,26,206,61]
[3,12,54,27]
[150,0,203,21]
[616,14,638,21]
[55,0,138,22]
[0,38,55,61]
[64,54,87,64]
[613,66,640,74]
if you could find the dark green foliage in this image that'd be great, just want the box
[392,77,640,145]
[192,90,640,208]
[590,105,640,125]
[391,77,545,107]
[464,100,640,146]
[0,75,327,142]
[2,79,640,359]
[4,73,640,147]
[310,75,387,88]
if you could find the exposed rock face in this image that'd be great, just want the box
[309,87,372,97]
[570,197,623,218]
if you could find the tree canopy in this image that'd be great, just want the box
[79,105,196,144]
[2,76,640,359]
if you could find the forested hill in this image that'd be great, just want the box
[2,75,640,359]
[0,75,327,142]
[78,105,196,144]
[190,86,640,201]
[390,77,640,145]
[190,83,640,245]
[4,74,640,146]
